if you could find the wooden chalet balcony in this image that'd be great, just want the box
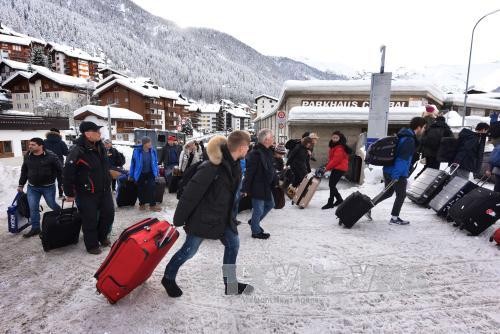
[144,114,162,120]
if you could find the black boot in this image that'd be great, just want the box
[161,277,183,297]
[332,198,343,207]
[321,198,335,210]
[225,282,254,295]
[23,228,41,238]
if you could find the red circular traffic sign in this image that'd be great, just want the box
[277,111,286,119]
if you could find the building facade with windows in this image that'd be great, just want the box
[255,94,278,118]
[45,43,101,80]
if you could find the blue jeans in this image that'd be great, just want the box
[27,184,61,229]
[250,197,274,234]
[164,226,240,284]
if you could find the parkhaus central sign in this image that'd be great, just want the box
[301,100,408,108]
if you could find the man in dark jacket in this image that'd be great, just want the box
[162,131,253,297]
[372,117,427,225]
[242,128,277,239]
[44,128,69,197]
[287,136,314,188]
[17,138,62,238]
[104,139,125,191]
[160,135,182,183]
[418,116,453,171]
[453,122,489,179]
[63,121,114,255]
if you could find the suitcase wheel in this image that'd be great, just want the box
[291,201,294,205]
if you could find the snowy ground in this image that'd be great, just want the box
[1,163,499,333]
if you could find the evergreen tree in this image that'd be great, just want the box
[30,46,46,66]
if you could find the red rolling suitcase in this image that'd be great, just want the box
[94,218,179,304]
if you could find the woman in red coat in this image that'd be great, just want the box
[322,131,352,209]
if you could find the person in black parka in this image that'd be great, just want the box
[286,136,314,187]
[162,131,254,298]
[63,122,114,255]
[453,122,489,179]
[44,128,69,197]
[419,116,453,170]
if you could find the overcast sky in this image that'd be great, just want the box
[131,0,500,72]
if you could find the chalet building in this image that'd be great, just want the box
[45,42,101,80]
[255,94,278,117]
[0,25,46,63]
[187,103,201,130]
[0,111,68,158]
[93,77,182,131]
[215,99,251,131]
[2,68,92,117]
[98,67,129,80]
[0,58,46,85]
[73,105,144,142]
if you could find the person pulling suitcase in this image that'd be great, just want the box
[368,117,427,225]
[129,136,161,212]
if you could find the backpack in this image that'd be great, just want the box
[285,138,300,151]
[365,136,399,166]
[176,160,206,200]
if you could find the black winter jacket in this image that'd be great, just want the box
[454,128,486,173]
[242,143,277,201]
[287,144,310,181]
[174,136,241,239]
[420,119,453,158]
[63,136,112,197]
[18,150,62,187]
[44,131,68,161]
[160,144,182,166]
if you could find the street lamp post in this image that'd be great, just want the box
[462,8,500,127]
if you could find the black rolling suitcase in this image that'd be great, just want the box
[155,177,166,203]
[345,155,362,183]
[448,186,500,236]
[406,164,458,206]
[40,201,82,251]
[116,175,138,207]
[428,176,477,217]
[336,180,396,228]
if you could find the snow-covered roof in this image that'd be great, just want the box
[96,74,128,89]
[444,93,500,110]
[2,71,34,87]
[227,108,250,118]
[0,34,31,46]
[0,59,33,71]
[46,42,102,63]
[74,105,143,121]
[200,104,220,114]
[175,98,190,106]
[257,79,445,122]
[188,104,201,112]
[0,25,45,45]
[98,67,129,78]
[93,78,178,100]
[255,94,278,102]
[288,106,425,124]
[2,67,93,90]
[30,67,93,89]
[1,110,34,116]
[220,99,234,105]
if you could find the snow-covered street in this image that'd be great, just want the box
[1,167,500,333]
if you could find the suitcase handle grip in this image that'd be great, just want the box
[445,163,460,175]
[59,199,76,217]
[476,174,490,187]
[156,225,174,249]
[372,179,398,203]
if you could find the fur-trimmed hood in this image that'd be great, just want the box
[206,135,227,165]
[45,131,62,141]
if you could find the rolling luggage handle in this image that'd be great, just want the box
[476,175,490,187]
[58,199,76,221]
[371,179,398,204]
[156,225,176,249]
[444,163,460,176]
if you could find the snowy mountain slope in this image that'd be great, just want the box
[0,0,343,103]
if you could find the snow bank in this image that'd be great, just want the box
[0,163,22,212]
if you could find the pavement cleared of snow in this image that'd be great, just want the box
[1,165,499,333]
